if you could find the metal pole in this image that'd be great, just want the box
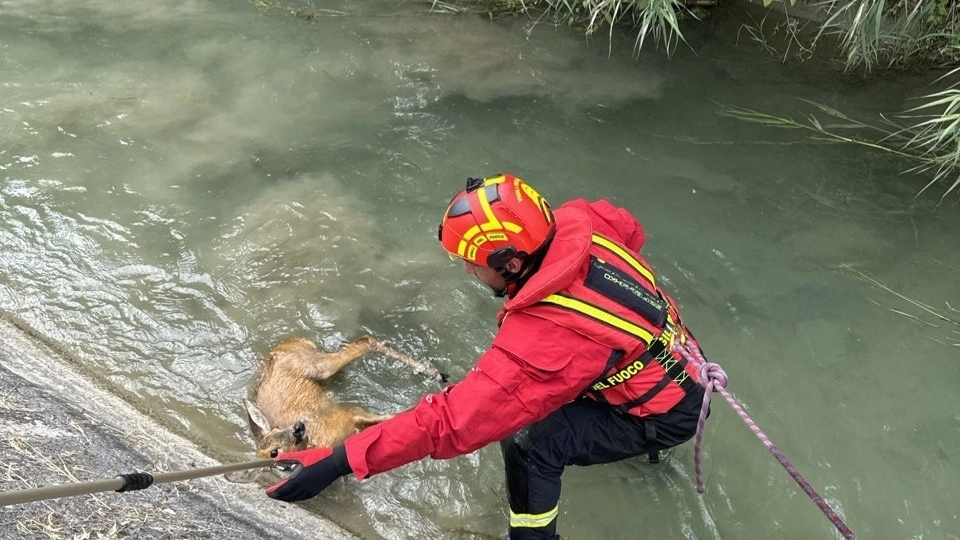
[0,458,275,507]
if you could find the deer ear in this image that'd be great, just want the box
[244,399,272,441]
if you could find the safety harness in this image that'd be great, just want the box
[539,234,700,439]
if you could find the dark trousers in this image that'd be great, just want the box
[499,388,704,540]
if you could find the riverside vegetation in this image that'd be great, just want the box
[251,0,960,200]
[426,0,960,201]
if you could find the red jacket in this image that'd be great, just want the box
[503,202,699,417]
[344,199,675,479]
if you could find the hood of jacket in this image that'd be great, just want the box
[503,205,593,311]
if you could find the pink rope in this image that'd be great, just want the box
[675,339,858,540]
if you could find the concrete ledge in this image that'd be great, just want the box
[0,317,358,540]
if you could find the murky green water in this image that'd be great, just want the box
[1,1,958,539]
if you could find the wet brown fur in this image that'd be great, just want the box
[246,335,435,459]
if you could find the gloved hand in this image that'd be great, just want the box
[266,445,352,502]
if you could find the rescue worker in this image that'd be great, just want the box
[266,174,708,540]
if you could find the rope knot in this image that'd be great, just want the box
[670,334,857,539]
[700,362,728,389]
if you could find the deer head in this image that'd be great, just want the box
[245,399,311,459]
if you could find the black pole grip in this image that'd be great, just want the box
[115,472,155,492]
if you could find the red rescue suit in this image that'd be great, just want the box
[502,204,701,417]
[343,199,701,479]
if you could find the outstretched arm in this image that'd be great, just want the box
[344,317,610,479]
[265,316,611,501]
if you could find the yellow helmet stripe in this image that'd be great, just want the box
[451,175,530,262]
[456,225,482,259]
[509,505,559,529]
[591,234,656,287]
[541,294,654,344]
[477,181,504,232]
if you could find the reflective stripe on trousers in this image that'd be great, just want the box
[499,391,703,539]
[510,506,560,530]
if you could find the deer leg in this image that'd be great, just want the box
[366,338,446,383]
[277,337,377,381]
[289,335,445,382]
[350,407,394,428]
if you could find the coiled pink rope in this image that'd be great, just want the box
[675,339,858,540]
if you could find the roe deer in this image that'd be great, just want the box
[245,335,443,459]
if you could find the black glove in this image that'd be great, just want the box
[266,445,351,502]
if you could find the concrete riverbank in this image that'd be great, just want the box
[0,317,358,540]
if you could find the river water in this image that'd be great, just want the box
[1,1,958,539]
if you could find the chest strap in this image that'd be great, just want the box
[541,234,696,412]
[614,342,698,415]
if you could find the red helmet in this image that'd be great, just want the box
[438,174,555,268]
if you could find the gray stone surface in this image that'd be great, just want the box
[0,317,358,540]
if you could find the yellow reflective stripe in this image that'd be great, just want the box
[591,234,656,287]
[462,226,481,243]
[457,225,484,259]
[657,311,676,349]
[453,175,531,262]
[510,506,559,529]
[542,294,654,345]
[503,221,522,233]
[477,181,503,232]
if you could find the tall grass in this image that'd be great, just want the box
[431,0,694,56]
[812,0,960,72]
[732,1,960,201]
[428,0,960,201]
[902,66,960,198]
[718,71,960,202]
[840,263,960,348]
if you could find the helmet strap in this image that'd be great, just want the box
[493,232,554,298]
[489,267,516,297]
